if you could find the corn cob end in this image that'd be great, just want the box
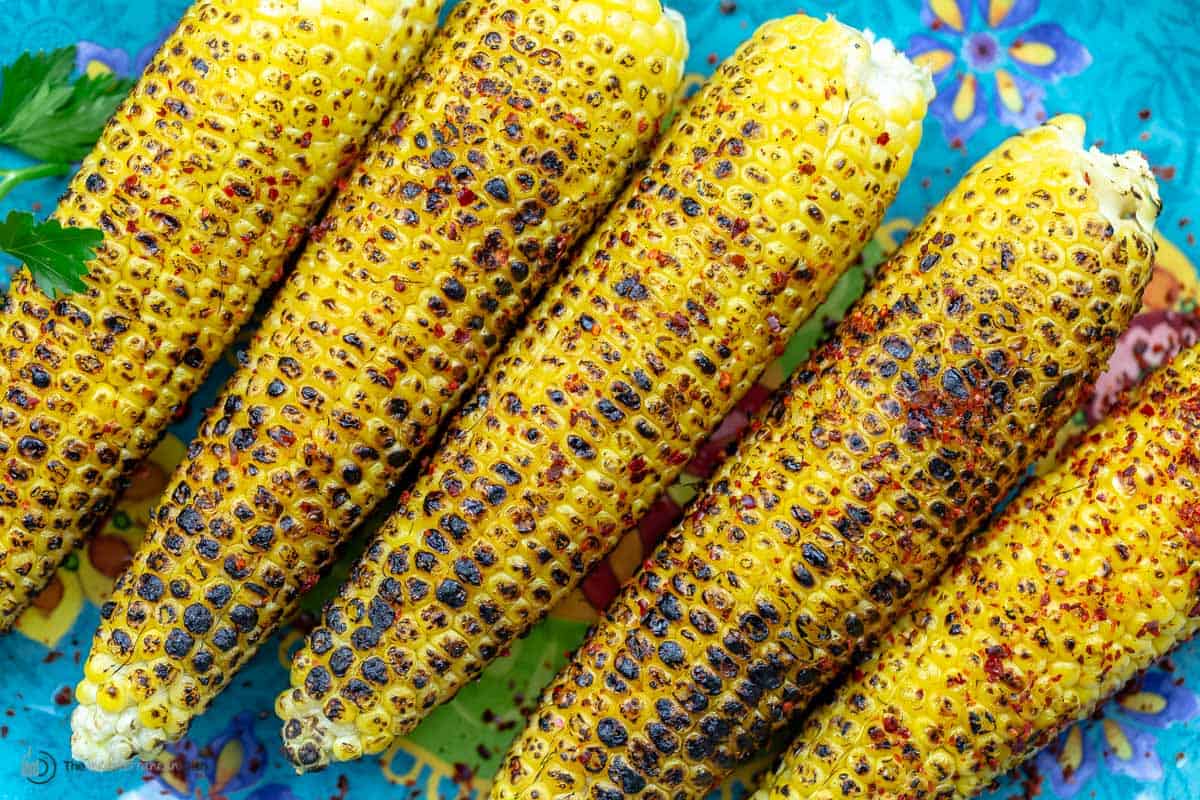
[71,702,161,771]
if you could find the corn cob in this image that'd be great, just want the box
[72,0,688,771]
[756,343,1200,800]
[276,13,934,772]
[0,0,440,629]
[491,115,1161,799]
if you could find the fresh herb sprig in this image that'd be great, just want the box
[0,44,133,297]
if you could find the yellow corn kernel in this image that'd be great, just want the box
[759,344,1199,800]
[276,12,933,774]
[491,116,1159,798]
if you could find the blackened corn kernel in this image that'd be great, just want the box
[492,116,1159,798]
[0,0,440,635]
[75,0,687,771]
[762,344,1199,800]
[277,12,932,772]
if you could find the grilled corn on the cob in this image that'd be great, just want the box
[276,13,934,771]
[757,343,1200,800]
[491,116,1160,799]
[0,0,440,629]
[72,0,688,771]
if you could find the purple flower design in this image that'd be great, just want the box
[1034,668,1199,797]
[136,711,269,799]
[906,0,1092,143]
[74,22,175,80]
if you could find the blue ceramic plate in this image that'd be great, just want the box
[0,1,1197,798]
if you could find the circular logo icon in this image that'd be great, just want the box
[21,748,56,785]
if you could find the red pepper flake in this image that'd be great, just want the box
[125,221,138,233]
[798,163,816,175]
[53,686,72,705]
[637,119,649,134]
[268,187,279,201]
[718,371,731,391]
[433,323,445,338]
[222,185,236,197]
[457,187,477,206]
[299,131,313,148]
[1138,108,1151,120]
[876,132,890,146]
[321,115,331,128]
[706,53,718,65]
[1152,165,1176,181]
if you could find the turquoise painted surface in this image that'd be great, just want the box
[0,0,1196,798]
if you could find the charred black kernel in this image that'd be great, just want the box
[578,313,595,332]
[647,722,678,754]
[484,482,506,505]
[436,579,467,609]
[205,583,231,608]
[368,596,394,631]
[231,427,256,451]
[137,574,164,601]
[614,276,649,300]
[430,148,454,168]
[692,665,722,694]
[184,603,213,635]
[607,756,645,794]
[425,530,450,555]
[16,436,46,459]
[845,612,864,637]
[693,353,717,375]
[454,558,482,586]
[635,419,658,439]
[28,365,50,388]
[658,594,682,621]
[685,735,714,760]
[739,613,768,642]
[230,604,258,632]
[351,626,379,650]
[442,277,466,301]
[547,388,566,405]
[883,335,913,360]
[942,367,968,399]
[567,435,596,459]
[929,458,955,481]
[177,507,204,534]
[164,628,193,658]
[596,398,625,423]
[85,173,107,193]
[596,717,628,747]
[656,698,689,729]
[169,580,190,599]
[196,537,220,559]
[110,629,133,653]
[801,542,829,569]
[484,177,509,201]
[248,525,274,549]
[308,630,333,656]
[305,665,332,697]
[659,641,685,666]
[492,463,520,487]
[919,252,941,272]
[441,514,470,540]
[611,381,641,410]
[192,650,213,673]
[212,627,237,651]
[415,551,437,571]
[329,646,353,676]
[749,660,783,689]
[361,657,389,684]
[224,556,251,579]
[681,197,702,217]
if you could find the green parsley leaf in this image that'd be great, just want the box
[0,210,100,298]
[0,46,133,163]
